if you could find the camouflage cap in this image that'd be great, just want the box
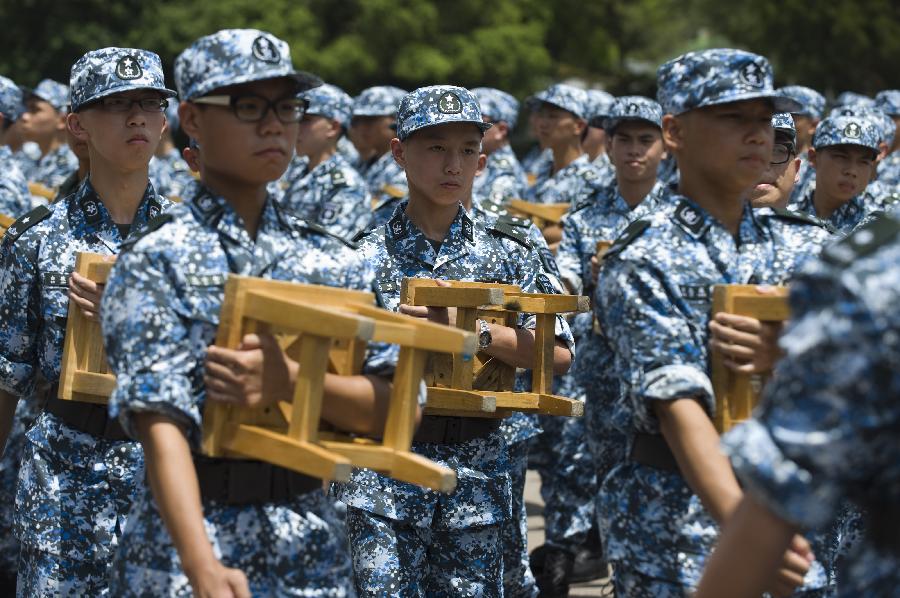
[603,95,662,132]
[472,87,519,128]
[830,105,895,147]
[586,89,615,127]
[874,90,900,116]
[778,85,825,120]
[352,86,407,118]
[656,48,799,115]
[833,91,874,109]
[69,47,176,112]
[300,83,353,129]
[812,115,881,153]
[28,79,69,111]
[0,75,24,122]
[772,113,796,143]
[530,84,589,119]
[175,29,320,101]
[396,85,492,141]
[165,99,179,132]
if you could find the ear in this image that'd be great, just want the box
[67,112,90,142]
[661,114,684,154]
[605,130,614,153]
[791,157,802,184]
[178,101,202,143]
[807,147,817,169]
[495,121,509,141]
[475,152,487,176]
[390,137,406,169]
[573,117,587,137]
[327,118,343,141]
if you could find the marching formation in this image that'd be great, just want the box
[0,25,897,598]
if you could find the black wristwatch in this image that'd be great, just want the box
[477,319,492,350]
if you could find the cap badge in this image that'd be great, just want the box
[739,61,765,88]
[252,35,280,64]
[438,92,462,114]
[843,122,862,139]
[627,102,640,114]
[115,56,143,80]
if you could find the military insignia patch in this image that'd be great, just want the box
[627,102,640,114]
[674,200,706,236]
[389,213,407,239]
[843,122,862,139]
[81,197,103,224]
[438,92,462,114]
[252,35,280,64]
[115,55,143,80]
[678,284,711,301]
[461,214,474,242]
[739,61,765,88]
[42,271,71,288]
[320,202,338,224]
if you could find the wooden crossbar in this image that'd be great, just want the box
[28,182,55,201]
[58,252,116,404]
[401,277,589,418]
[710,284,790,433]
[507,199,570,226]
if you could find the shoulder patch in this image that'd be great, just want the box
[822,212,900,267]
[603,219,651,259]
[330,169,347,187]
[489,219,531,249]
[769,207,832,230]
[496,212,531,228]
[4,204,51,243]
[119,212,175,253]
[296,219,358,250]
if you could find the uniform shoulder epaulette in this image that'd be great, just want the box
[496,212,531,228]
[822,213,900,267]
[329,168,348,188]
[352,226,376,244]
[768,207,831,229]
[3,205,52,243]
[603,218,651,260]
[296,219,358,250]
[119,212,175,253]
[489,218,531,248]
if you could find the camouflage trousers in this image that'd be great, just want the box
[346,506,502,597]
[502,441,538,598]
[109,486,354,597]
[529,413,597,550]
[16,544,110,598]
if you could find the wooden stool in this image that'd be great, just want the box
[710,284,789,433]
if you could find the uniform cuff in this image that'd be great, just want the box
[109,372,200,445]
[641,363,714,416]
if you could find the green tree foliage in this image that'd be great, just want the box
[0,0,895,99]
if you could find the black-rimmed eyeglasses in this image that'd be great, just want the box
[192,94,308,124]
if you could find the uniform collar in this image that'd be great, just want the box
[70,176,163,243]
[386,200,475,269]
[670,194,764,243]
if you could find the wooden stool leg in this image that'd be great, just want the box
[531,313,557,394]
[288,334,332,442]
[382,346,427,451]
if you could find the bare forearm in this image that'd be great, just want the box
[655,398,743,524]
[321,373,397,436]
[0,390,20,457]
[136,414,215,576]
[483,324,572,374]
[696,495,796,598]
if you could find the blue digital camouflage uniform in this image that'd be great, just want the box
[834,91,874,109]
[352,86,409,207]
[874,90,900,187]
[585,89,617,186]
[521,146,552,186]
[149,147,195,201]
[594,48,832,596]
[278,83,371,238]
[778,86,824,207]
[792,115,883,234]
[104,186,363,598]
[25,80,79,191]
[471,88,528,205]
[0,46,176,597]
[336,84,573,597]
[723,213,900,597]
[0,178,168,596]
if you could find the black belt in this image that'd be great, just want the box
[629,433,680,473]
[45,396,129,441]
[193,456,321,505]
[412,415,501,445]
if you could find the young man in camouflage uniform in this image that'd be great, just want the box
[338,84,575,597]
[350,85,409,218]
[582,89,616,185]
[532,96,668,596]
[18,79,78,191]
[696,213,900,597]
[779,85,825,206]
[102,29,387,597]
[873,90,900,186]
[471,87,528,208]
[0,46,175,596]
[0,76,32,218]
[280,82,371,239]
[792,114,883,234]
[525,84,602,206]
[595,48,828,596]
